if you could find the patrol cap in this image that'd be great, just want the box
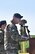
[14,13,23,19]
[0,20,7,27]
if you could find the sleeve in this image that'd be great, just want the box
[0,30,4,44]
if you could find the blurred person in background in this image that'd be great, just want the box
[0,20,7,54]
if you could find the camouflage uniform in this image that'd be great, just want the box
[0,28,5,54]
[6,22,21,54]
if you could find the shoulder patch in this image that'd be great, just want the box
[12,29,15,31]
[0,31,3,33]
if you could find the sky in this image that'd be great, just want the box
[0,0,35,35]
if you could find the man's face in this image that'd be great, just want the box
[1,24,6,30]
[13,16,21,24]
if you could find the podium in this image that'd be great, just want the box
[29,38,35,54]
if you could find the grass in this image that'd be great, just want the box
[31,35,35,38]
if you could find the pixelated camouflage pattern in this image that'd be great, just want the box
[0,28,4,54]
[6,23,21,54]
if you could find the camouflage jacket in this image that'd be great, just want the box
[6,22,21,50]
[0,28,4,45]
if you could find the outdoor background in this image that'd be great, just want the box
[0,0,35,35]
